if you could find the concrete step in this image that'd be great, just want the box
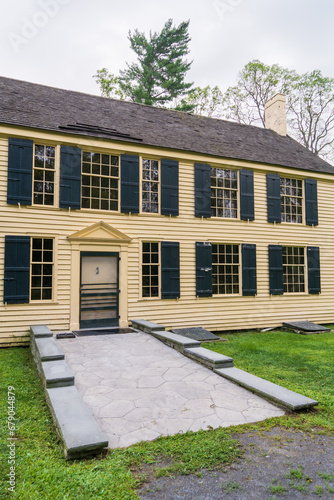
[215,367,318,410]
[30,324,53,338]
[150,330,201,352]
[46,386,108,459]
[41,360,75,388]
[131,319,165,333]
[184,347,234,369]
[32,337,65,362]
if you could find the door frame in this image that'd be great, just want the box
[79,251,119,329]
[68,221,132,332]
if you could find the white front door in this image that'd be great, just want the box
[80,252,119,328]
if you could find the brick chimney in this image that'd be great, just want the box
[264,93,287,136]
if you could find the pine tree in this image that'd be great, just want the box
[95,19,193,108]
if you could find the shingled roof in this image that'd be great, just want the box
[1,76,333,175]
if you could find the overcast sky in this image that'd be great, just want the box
[1,0,333,96]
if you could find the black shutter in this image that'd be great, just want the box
[121,154,140,213]
[305,179,318,226]
[307,246,321,294]
[7,138,33,205]
[161,159,179,216]
[4,236,30,304]
[268,245,283,295]
[267,174,281,223]
[59,146,82,209]
[195,163,211,218]
[161,242,180,299]
[240,170,255,221]
[242,244,257,295]
[196,242,212,297]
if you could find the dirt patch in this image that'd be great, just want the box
[138,428,334,499]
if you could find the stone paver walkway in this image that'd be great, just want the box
[58,332,284,449]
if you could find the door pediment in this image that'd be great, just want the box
[68,221,131,243]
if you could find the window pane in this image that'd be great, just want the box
[31,276,41,288]
[42,289,52,300]
[34,169,43,181]
[102,154,110,165]
[44,239,53,250]
[92,153,100,163]
[31,289,41,301]
[92,198,99,209]
[92,164,100,175]
[46,146,55,158]
[82,151,91,162]
[101,165,109,176]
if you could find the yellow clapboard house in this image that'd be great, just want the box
[1,78,334,346]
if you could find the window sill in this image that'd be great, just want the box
[211,293,242,298]
[138,297,161,301]
[270,293,308,297]
[138,297,180,301]
[139,212,167,217]
[30,300,59,305]
[29,205,60,211]
[209,216,239,221]
[78,207,120,213]
[282,292,308,296]
[279,221,304,226]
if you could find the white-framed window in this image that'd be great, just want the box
[280,177,303,223]
[282,246,305,293]
[210,168,238,218]
[142,159,159,213]
[31,238,54,300]
[141,242,160,297]
[33,145,56,206]
[81,151,119,211]
[212,244,240,294]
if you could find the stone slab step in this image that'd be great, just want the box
[215,366,318,410]
[46,386,108,459]
[150,330,201,352]
[34,337,65,362]
[283,320,331,333]
[30,324,53,338]
[184,347,234,369]
[41,360,75,388]
[131,319,165,333]
[171,327,221,342]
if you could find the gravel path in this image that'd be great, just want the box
[139,428,334,499]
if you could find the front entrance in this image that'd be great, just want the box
[80,252,119,329]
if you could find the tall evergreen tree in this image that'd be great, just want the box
[95,19,193,109]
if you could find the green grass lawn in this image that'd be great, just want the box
[0,329,333,499]
[203,328,334,431]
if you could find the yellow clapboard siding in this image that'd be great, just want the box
[1,129,334,344]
